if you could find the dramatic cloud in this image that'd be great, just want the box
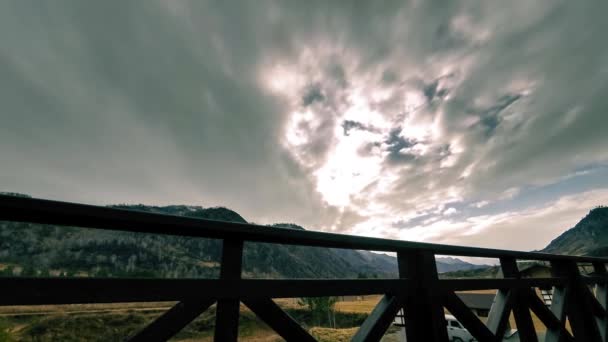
[1,1,607,248]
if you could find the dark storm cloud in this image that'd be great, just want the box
[301,84,325,107]
[1,0,608,241]
[341,120,366,136]
[0,0,333,226]
[385,129,415,154]
[341,120,381,137]
[423,81,440,103]
[384,127,416,153]
[383,128,417,165]
[475,93,522,137]
[326,63,349,89]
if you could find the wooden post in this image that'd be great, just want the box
[551,261,602,342]
[398,250,448,341]
[500,258,537,342]
[214,239,243,342]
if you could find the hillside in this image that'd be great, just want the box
[0,195,484,279]
[542,206,608,256]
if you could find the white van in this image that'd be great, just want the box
[394,313,517,341]
[394,312,476,341]
[445,314,475,342]
[446,314,521,341]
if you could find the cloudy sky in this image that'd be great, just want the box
[2,1,608,252]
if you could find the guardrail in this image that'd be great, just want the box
[1,195,607,341]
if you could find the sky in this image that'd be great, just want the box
[1,1,608,252]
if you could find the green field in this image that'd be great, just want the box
[0,301,373,341]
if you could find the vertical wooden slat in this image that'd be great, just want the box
[214,239,243,342]
[398,250,448,342]
[545,261,572,342]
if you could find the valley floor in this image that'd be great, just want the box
[0,293,553,341]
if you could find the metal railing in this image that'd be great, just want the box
[0,194,607,341]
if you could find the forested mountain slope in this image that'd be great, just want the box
[0,195,485,278]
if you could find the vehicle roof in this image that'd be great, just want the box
[456,293,495,310]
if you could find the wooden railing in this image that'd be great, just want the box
[1,194,607,341]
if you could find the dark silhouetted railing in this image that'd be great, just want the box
[1,195,607,341]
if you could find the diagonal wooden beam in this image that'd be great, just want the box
[566,283,602,342]
[558,261,602,342]
[593,262,608,342]
[486,288,514,340]
[511,289,538,342]
[596,284,608,342]
[243,297,316,342]
[444,291,495,342]
[583,284,608,318]
[351,294,404,342]
[544,284,569,342]
[546,260,602,342]
[527,289,573,342]
[128,298,216,342]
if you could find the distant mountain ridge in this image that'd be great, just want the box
[542,206,608,256]
[0,193,487,278]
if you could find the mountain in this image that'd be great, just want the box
[542,206,608,256]
[435,257,489,273]
[0,195,483,279]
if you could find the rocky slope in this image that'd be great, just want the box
[542,206,608,256]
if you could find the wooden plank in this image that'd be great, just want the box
[214,239,243,342]
[243,298,315,342]
[444,291,495,342]
[128,299,215,342]
[583,276,608,285]
[438,277,566,291]
[0,278,410,305]
[351,295,404,342]
[0,276,570,306]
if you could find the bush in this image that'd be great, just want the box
[0,319,13,342]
